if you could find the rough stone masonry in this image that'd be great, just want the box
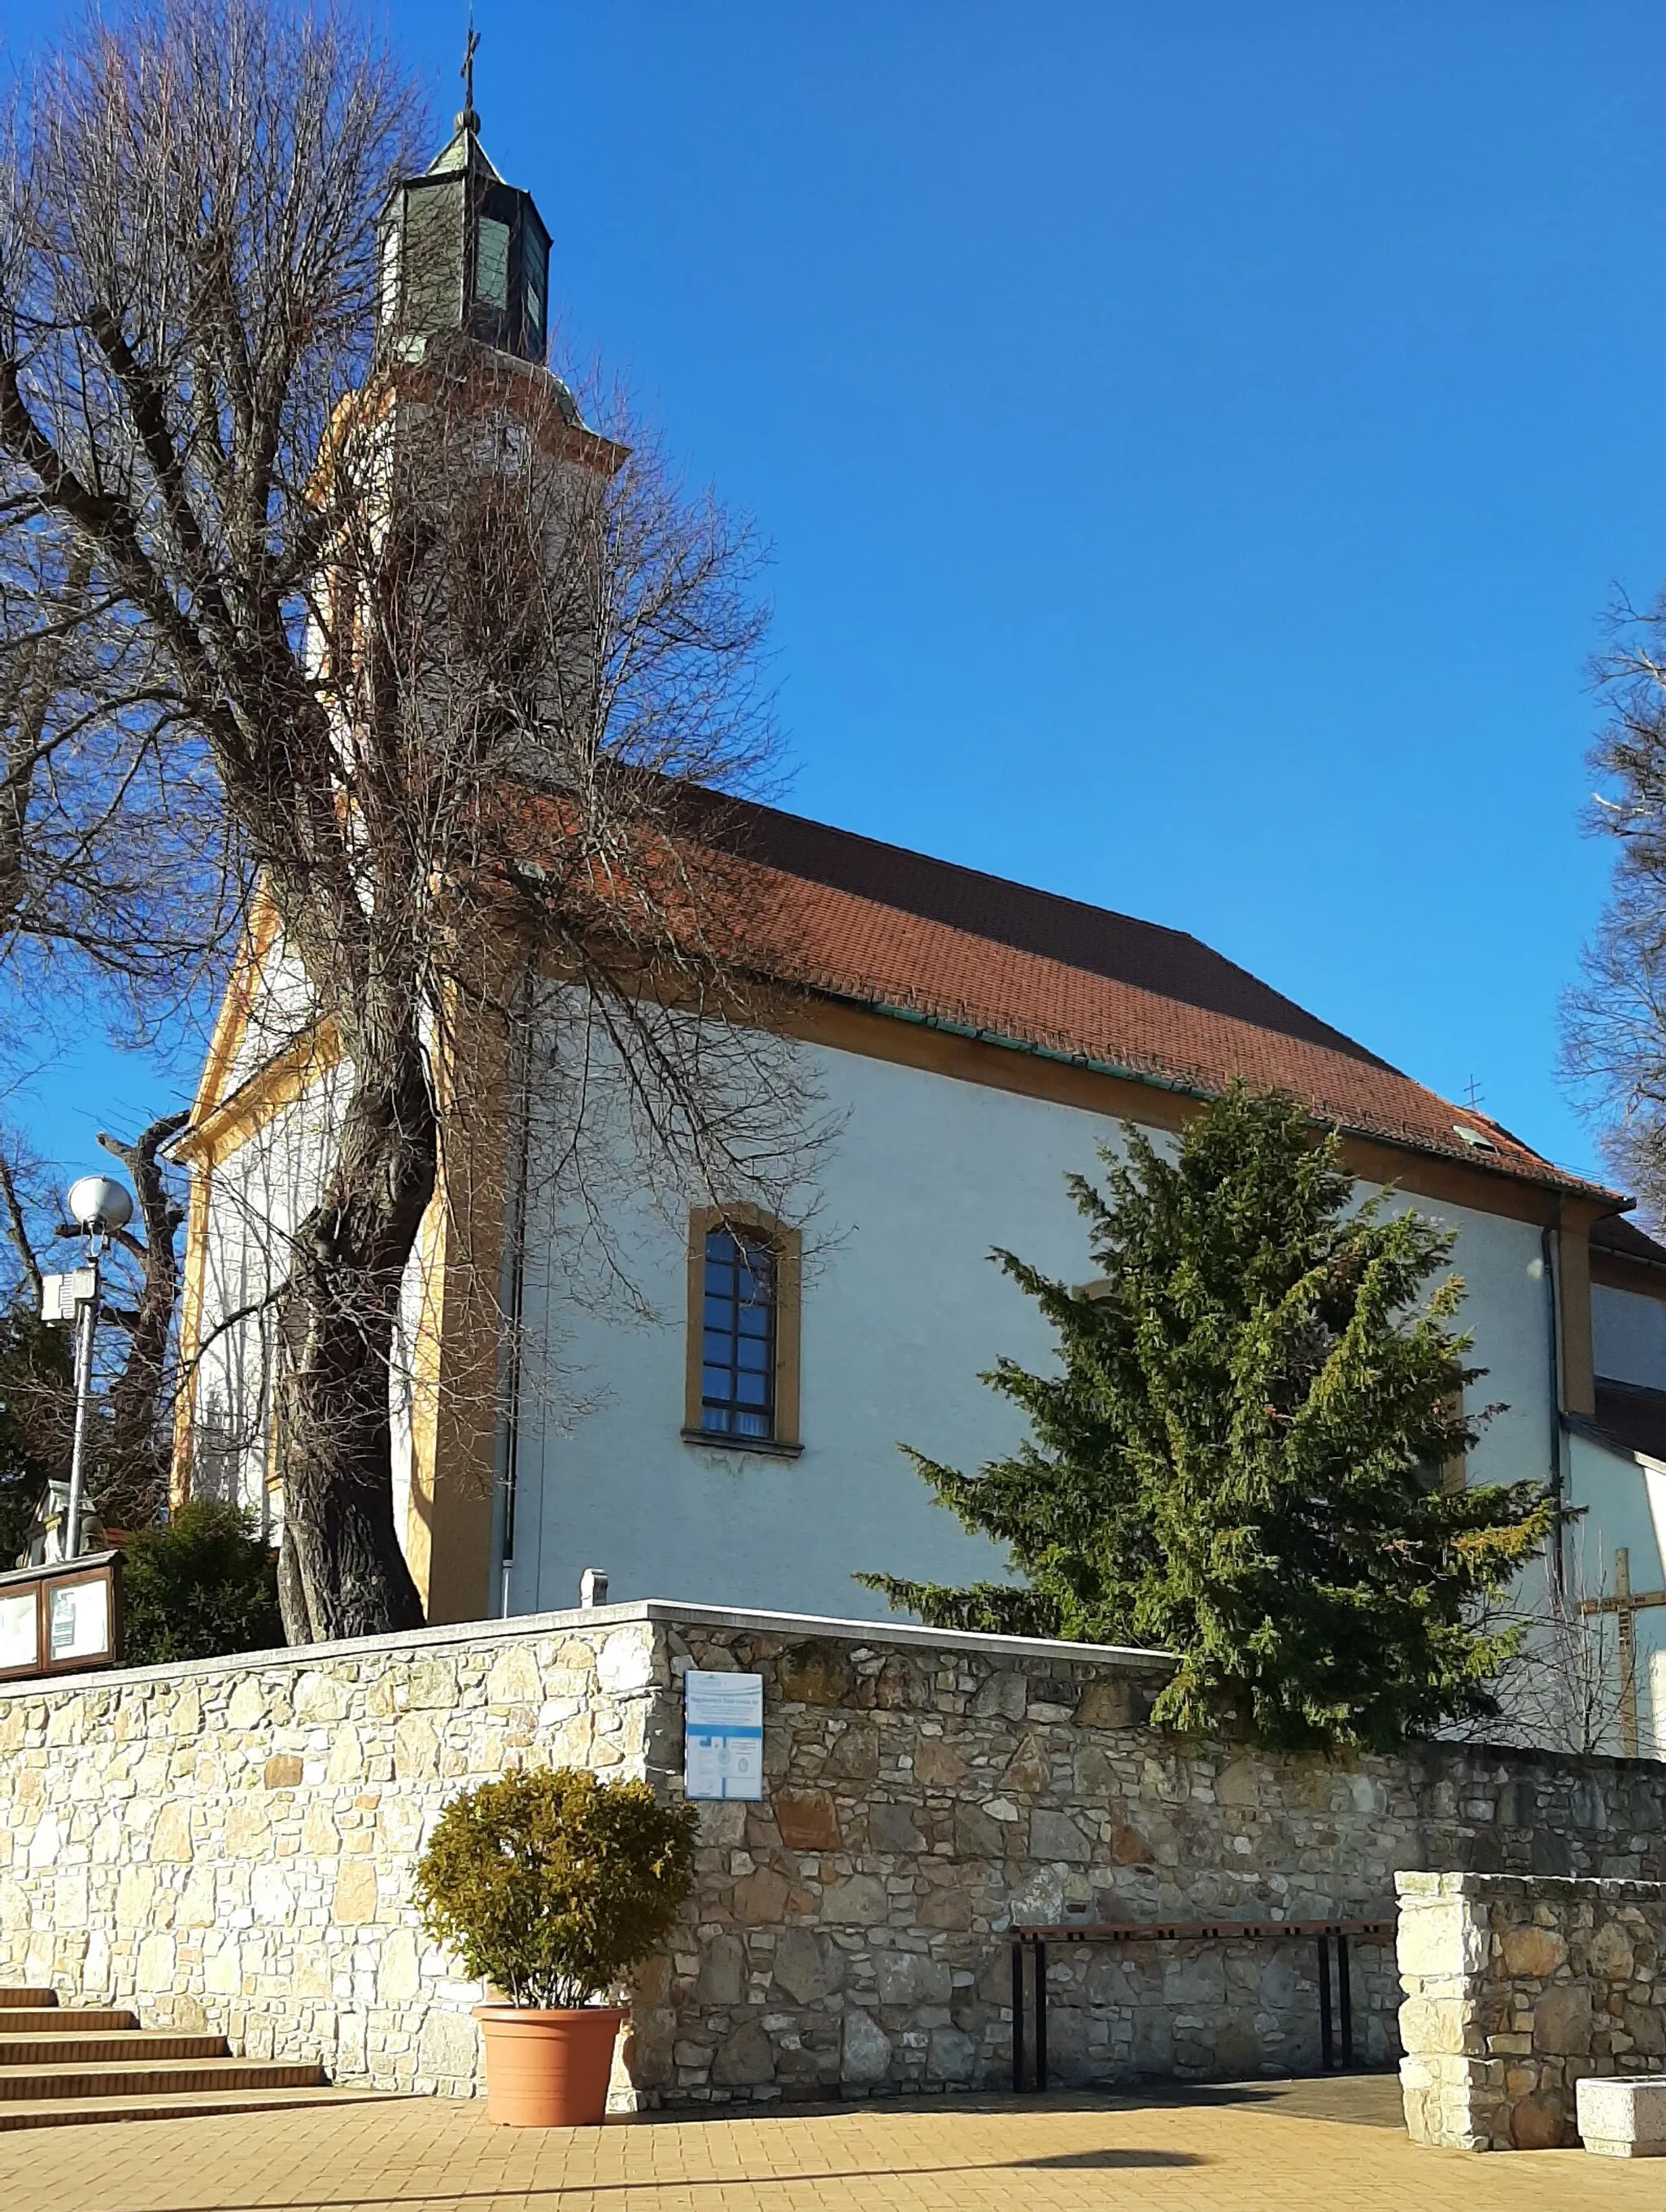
[1398,1870,1666,2151]
[3,1600,1666,2105]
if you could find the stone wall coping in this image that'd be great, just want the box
[1397,1870,1666,1902]
[642,1600,1177,1672]
[0,1594,1178,1701]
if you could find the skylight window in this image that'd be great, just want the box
[1452,1124,1498,1153]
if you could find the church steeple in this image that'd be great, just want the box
[378,33,552,367]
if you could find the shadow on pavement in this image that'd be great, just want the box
[1018,2148,1208,2168]
[617,2068,1406,2135]
[1119,2072,1406,2130]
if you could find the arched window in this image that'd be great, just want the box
[700,1227,774,1438]
[684,1208,802,1455]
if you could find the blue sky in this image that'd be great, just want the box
[7,2,1666,1192]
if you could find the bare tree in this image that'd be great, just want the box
[0,519,246,1007]
[0,0,819,1640]
[1564,598,1666,1221]
[95,1112,189,1525]
[0,1141,46,1308]
[1457,1535,1633,1756]
[0,1110,187,1534]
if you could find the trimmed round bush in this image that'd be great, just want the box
[415,1765,698,2009]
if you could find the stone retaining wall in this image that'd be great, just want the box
[1398,1871,1666,2150]
[4,1601,1666,2105]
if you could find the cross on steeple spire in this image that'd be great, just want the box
[458,20,481,134]
[378,25,557,373]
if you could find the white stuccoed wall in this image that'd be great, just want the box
[190,1058,421,1560]
[186,1002,1566,1630]
[191,1075,347,1523]
[508,1031,1560,1621]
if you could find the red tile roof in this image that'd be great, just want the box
[688,793,1616,1202]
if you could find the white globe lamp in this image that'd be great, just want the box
[66,1175,133,1235]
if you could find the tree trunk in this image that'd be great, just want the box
[274,1023,434,1643]
[98,1110,189,1530]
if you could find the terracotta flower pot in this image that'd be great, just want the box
[473,2004,624,2127]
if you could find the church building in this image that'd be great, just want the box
[172,117,1666,1753]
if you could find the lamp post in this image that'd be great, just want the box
[41,1173,133,1561]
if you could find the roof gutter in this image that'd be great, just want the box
[853,996,1606,1200]
[1543,1225,1568,1602]
[864,999,1215,1101]
[1593,1238,1666,1278]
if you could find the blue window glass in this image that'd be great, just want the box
[700,1228,776,1439]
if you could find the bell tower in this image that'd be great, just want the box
[378,33,552,367]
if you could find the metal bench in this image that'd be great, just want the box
[1010,1916,1394,2092]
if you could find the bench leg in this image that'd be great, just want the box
[1316,1935,1334,2072]
[1337,1933,1353,2070]
[1011,1941,1025,2093]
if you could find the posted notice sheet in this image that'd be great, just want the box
[683,1669,764,1800]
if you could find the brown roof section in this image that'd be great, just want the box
[1592,1380,1666,1464]
[680,791,1615,1199]
[1592,1214,1666,1267]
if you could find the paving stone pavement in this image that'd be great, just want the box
[1,2078,1662,2210]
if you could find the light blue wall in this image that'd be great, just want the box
[503,1031,1565,1623]
[1370,1189,1554,1493]
[1580,1281,1666,1755]
[507,1042,1101,1619]
[1559,1430,1666,1755]
[1594,1282,1666,1390]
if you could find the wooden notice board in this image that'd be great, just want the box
[0,1551,124,1682]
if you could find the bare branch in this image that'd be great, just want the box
[0,1145,41,1298]
[0,1,826,1643]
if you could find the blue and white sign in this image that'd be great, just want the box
[683,1669,764,1800]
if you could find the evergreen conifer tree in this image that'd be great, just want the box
[861,1084,1550,1750]
[120,1502,282,1665]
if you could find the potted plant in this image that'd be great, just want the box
[416,1765,697,2127]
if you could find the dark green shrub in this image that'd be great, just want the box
[0,1302,72,1565]
[120,1500,282,1664]
[415,1766,698,2008]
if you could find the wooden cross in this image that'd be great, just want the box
[1580,1546,1666,1756]
[459,21,481,129]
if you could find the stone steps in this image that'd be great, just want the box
[0,2087,394,2132]
[0,1985,373,2130]
[0,2057,327,2101]
[0,2031,233,2066]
